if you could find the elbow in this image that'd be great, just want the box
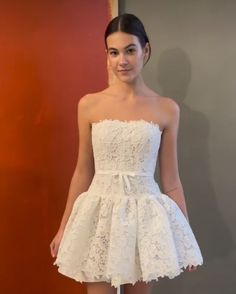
[74,164,95,179]
[161,173,182,194]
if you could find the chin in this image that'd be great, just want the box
[118,76,134,83]
[117,76,136,83]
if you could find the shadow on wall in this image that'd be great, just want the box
[154,48,235,293]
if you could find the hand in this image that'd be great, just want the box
[50,230,64,258]
[187,265,198,272]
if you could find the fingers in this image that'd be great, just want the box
[50,242,54,257]
[187,265,197,272]
[50,241,57,258]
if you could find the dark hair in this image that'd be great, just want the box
[104,13,151,66]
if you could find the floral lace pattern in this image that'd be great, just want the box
[53,119,203,288]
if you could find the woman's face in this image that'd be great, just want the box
[106,31,149,82]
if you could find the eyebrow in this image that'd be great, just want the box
[107,43,137,51]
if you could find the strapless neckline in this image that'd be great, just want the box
[91,118,163,133]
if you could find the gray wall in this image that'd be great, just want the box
[120,0,236,293]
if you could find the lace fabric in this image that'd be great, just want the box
[53,119,203,288]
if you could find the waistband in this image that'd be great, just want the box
[95,169,153,194]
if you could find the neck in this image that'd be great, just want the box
[110,75,147,98]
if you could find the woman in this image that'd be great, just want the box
[50,13,203,294]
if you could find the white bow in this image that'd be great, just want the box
[95,169,153,194]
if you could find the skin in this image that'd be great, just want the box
[50,31,198,294]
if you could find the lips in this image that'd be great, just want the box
[118,69,131,72]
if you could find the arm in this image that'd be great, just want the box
[58,95,95,233]
[158,98,190,223]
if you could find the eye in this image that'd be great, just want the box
[127,48,136,54]
[109,51,118,56]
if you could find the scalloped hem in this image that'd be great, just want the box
[53,260,203,289]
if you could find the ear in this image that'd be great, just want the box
[144,42,150,55]
[105,49,110,66]
[142,43,150,65]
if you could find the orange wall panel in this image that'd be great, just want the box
[0,1,111,293]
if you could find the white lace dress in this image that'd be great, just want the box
[53,119,203,288]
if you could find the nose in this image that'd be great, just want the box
[119,53,128,66]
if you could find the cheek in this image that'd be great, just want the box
[133,56,144,69]
[108,57,117,67]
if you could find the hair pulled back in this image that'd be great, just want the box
[104,13,151,66]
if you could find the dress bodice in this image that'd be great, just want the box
[89,119,163,196]
[91,119,162,173]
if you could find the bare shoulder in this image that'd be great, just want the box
[159,96,180,119]
[154,96,180,130]
[158,96,180,113]
[146,88,179,114]
[77,94,91,119]
[77,91,107,123]
[78,92,101,106]
[78,91,105,109]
